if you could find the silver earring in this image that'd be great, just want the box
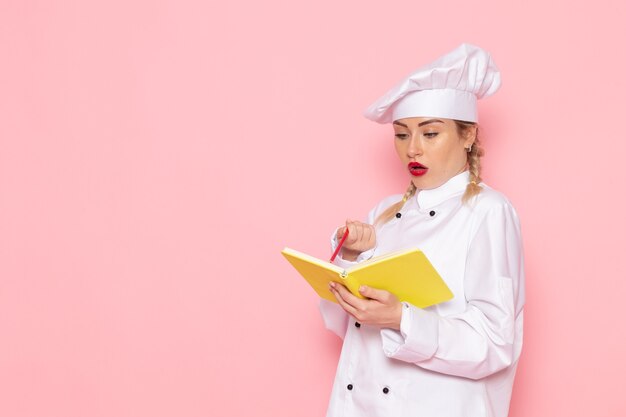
[466,144,473,153]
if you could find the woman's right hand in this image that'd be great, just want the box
[335,220,376,262]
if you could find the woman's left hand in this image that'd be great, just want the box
[329,282,403,330]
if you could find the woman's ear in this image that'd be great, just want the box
[463,125,478,148]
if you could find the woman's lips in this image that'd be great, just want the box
[408,162,428,176]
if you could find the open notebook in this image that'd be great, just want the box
[281,247,453,308]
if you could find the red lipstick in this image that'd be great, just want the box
[408,162,428,176]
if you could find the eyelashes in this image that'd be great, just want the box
[394,132,439,140]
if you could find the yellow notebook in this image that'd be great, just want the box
[281,247,453,308]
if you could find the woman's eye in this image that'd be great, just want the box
[395,133,409,140]
[424,132,439,138]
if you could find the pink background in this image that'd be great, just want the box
[1,1,625,416]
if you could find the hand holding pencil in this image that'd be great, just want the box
[334,220,376,262]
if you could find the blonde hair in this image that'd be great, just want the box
[374,120,483,226]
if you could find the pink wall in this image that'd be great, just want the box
[2,1,625,416]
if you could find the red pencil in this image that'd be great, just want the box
[329,228,349,263]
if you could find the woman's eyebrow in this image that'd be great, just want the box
[393,121,409,127]
[393,119,444,128]
[418,119,444,127]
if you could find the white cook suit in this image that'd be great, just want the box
[320,170,524,417]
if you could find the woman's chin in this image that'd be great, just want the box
[411,177,437,191]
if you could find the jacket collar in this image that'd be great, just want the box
[414,170,470,209]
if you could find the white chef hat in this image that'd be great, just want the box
[363,43,501,124]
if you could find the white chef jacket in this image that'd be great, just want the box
[320,170,524,417]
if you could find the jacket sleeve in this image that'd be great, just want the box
[319,299,350,339]
[380,201,525,380]
[318,200,384,339]
[319,228,376,339]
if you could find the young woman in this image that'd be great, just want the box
[320,44,525,417]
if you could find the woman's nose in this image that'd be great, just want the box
[407,136,422,157]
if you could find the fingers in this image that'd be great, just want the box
[337,222,358,243]
[334,282,366,306]
[365,223,376,247]
[340,219,375,253]
[346,220,362,245]
[359,285,395,304]
[362,225,373,246]
[329,282,359,316]
[336,225,347,240]
[331,282,402,329]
